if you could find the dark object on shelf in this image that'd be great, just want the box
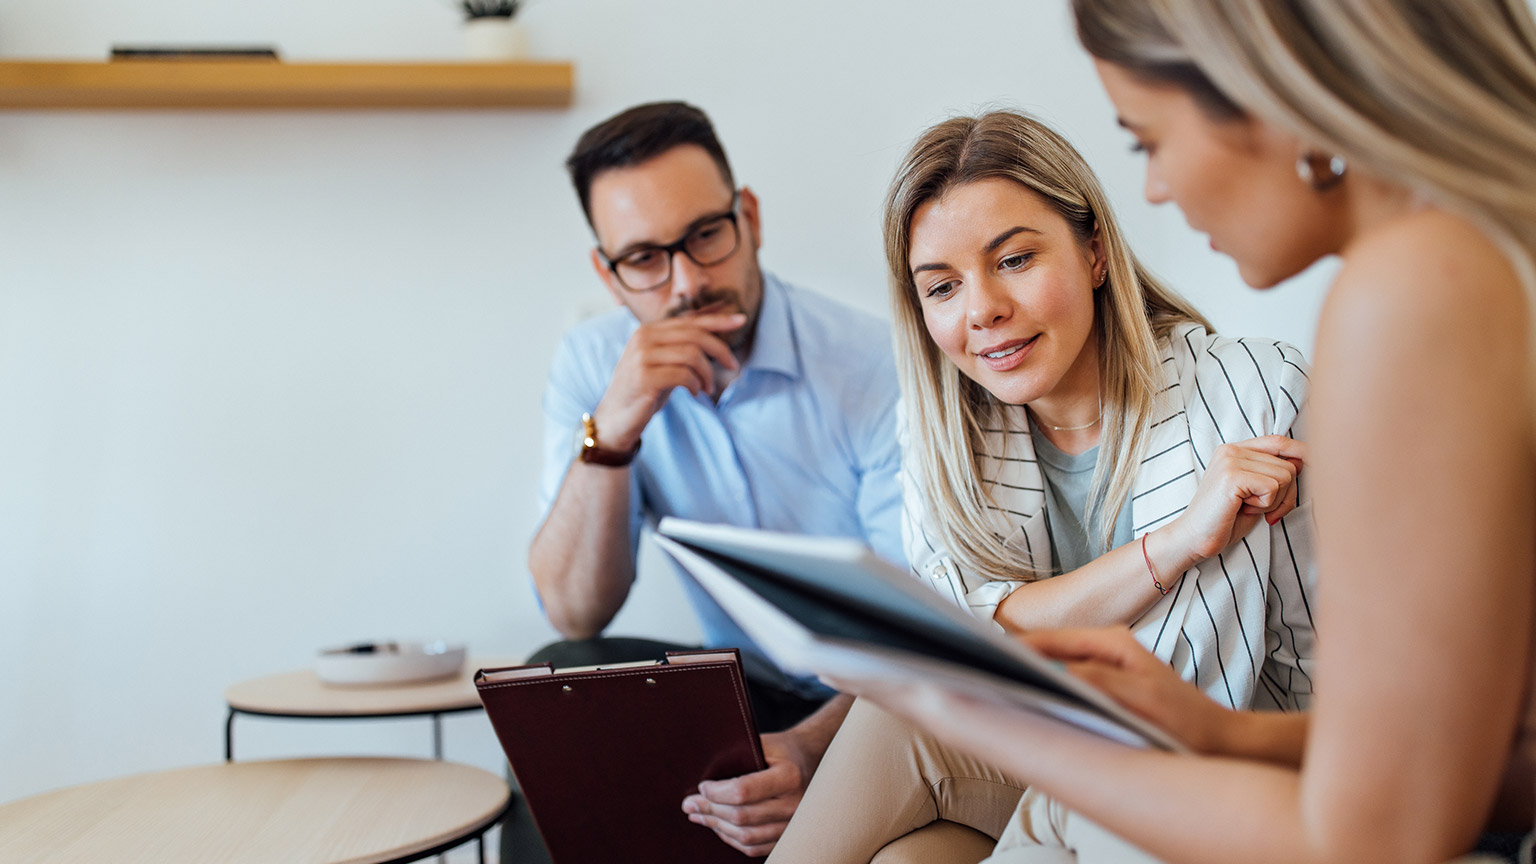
[111,45,280,62]
[461,0,523,19]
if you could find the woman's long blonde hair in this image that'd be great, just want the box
[1074,0,1536,390]
[885,111,1210,582]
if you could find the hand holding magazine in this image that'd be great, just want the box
[655,517,1186,752]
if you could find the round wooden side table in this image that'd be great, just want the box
[224,657,519,762]
[0,757,511,864]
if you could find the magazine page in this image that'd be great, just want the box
[654,526,1185,752]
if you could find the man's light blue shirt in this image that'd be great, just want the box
[537,272,905,697]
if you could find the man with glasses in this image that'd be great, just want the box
[511,102,904,859]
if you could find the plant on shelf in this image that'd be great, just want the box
[460,0,523,18]
[456,0,530,59]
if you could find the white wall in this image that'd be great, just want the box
[0,0,1333,812]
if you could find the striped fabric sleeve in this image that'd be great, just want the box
[899,460,1023,627]
[896,411,1025,628]
[1257,341,1319,710]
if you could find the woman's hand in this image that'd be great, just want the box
[1164,436,1307,563]
[1023,628,1235,754]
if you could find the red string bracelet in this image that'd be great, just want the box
[1142,533,1172,596]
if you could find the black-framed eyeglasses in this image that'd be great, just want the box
[600,195,742,292]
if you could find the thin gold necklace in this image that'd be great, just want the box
[1047,415,1101,432]
[1035,399,1102,432]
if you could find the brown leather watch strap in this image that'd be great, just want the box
[578,412,641,467]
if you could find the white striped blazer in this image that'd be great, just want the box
[901,323,1318,711]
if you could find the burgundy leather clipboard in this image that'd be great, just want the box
[475,648,766,863]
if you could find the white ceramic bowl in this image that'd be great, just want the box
[315,641,467,686]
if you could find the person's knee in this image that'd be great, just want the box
[525,639,598,666]
[839,698,917,742]
[839,699,968,779]
[827,699,950,779]
[525,636,685,667]
[871,821,994,864]
[835,699,1026,838]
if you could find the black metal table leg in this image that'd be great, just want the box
[225,707,236,762]
[433,715,447,863]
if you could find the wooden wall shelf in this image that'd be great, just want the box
[0,60,574,109]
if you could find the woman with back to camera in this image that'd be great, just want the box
[815,1,1536,862]
[741,109,1319,864]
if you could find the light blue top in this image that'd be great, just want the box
[1027,415,1133,575]
[537,272,906,697]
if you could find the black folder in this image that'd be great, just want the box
[475,649,766,863]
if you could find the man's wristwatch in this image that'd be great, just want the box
[577,412,641,467]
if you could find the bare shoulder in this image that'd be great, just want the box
[1326,208,1527,337]
[1320,209,1523,370]
[1313,207,1531,458]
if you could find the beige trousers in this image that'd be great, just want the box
[987,788,1164,863]
[768,699,1165,864]
[768,698,1027,864]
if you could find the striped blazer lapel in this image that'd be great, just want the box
[1131,342,1200,538]
[978,407,1053,576]
[1130,341,1203,661]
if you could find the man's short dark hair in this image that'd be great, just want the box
[566,101,736,228]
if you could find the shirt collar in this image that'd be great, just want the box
[741,271,801,380]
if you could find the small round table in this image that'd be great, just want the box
[224,657,519,762]
[0,757,511,864]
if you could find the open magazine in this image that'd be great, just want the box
[655,517,1186,752]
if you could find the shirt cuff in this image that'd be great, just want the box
[964,579,1027,630]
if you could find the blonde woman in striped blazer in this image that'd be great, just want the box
[903,319,1316,714]
[764,111,1318,864]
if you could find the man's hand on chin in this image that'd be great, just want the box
[680,730,815,857]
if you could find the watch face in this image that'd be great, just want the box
[569,412,638,466]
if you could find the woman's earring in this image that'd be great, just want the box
[1296,151,1347,192]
